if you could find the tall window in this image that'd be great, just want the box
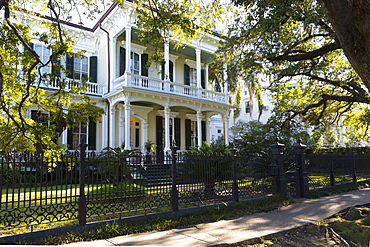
[131,52,140,75]
[66,55,97,83]
[71,123,87,150]
[34,45,51,74]
[245,101,250,114]
[73,56,88,81]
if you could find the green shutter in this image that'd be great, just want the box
[185,119,191,150]
[201,120,206,142]
[88,118,97,150]
[119,47,126,76]
[156,116,163,153]
[89,56,98,83]
[174,118,181,148]
[141,53,148,77]
[52,55,61,76]
[67,128,73,149]
[169,60,174,82]
[66,54,74,79]
[184,64,190,85]
[201,69,205,89]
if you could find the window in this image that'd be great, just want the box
[74,56,88,80]
[131,52,140,75]
[71,123,87,150]
[34,45,51,74]
[245,101,250,114]
[184,64,205,88]
[67,118,97,150]
[66,55,98,83]
[31,110,49,126]
[119,48,149,78]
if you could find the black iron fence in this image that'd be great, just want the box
[0,145,272,231]
[2,142,369,232]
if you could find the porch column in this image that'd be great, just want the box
[196,48,202,88]
[205,64,209,90]
[101,105,108,149]
[109,106,116,148]
[142,121,148,152]
[197,111,203,147]
[164,106,171,152]
[125,25,132,85]
[164,41,170,92]
[223,63,228,102]
[223,114,230,145]
[206,118,211,143]
[124,102,131,150]
[118,104,125,147]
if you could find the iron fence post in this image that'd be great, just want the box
[294,140,309,197]
[171,141,179,212]
[352,150,357,183]
[270,139,287,196]
[78,143,87,226]
[231,147,239,202]
[329,150,335,186]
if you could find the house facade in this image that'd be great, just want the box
[27,2,232,153]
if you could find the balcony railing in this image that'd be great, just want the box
[113,73,228,104]
[38,80,105,96]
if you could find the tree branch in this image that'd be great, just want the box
[269,40,341,62]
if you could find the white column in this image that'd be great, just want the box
[142,121,148,152]
[206,118,211,143]
[109,106,116,148]
[196,48,202,88]
[205,64,209,90]
[118,105,125,147]
[164,42,170,79]
[124,102,131,150]
[223,114,230,145]
[101,105,108,149]
[223,63,228,102]
[164,106,171,152]
[164,41,170,92]
[197,111,203,147]
[125,25,132,85]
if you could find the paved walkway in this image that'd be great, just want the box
[64,188,370,246]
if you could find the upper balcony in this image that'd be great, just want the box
[113,73,228,104]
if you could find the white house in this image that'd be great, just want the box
[25,1,233,153]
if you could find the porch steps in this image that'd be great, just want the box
[130,163,173,187]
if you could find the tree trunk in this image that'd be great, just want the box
[321,0,370,91]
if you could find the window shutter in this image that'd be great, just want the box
[201,69,205,89]
[141,53,149,77]
[66,54,74,79]
[174,118,181,148]
[156,116,163,153]
[169,60,174,82]
[185,119,191,150]
[119,47,126,76]
[89,56,98,83]
[88,118,97,150]
[201,121,206,143]
[67,128,73,150]
[184,64,190,85]
[52,55,61,76]
[31,110,39,122]
[24,43,34,54]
